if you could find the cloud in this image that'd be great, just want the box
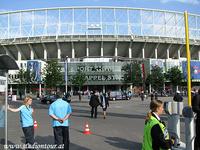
[160,0,200,5]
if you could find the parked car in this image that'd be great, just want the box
[109,91,130,101]
[40,94,57,104]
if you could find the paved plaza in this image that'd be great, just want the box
[7,96,187,150]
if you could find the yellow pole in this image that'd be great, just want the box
[184,11,192,106]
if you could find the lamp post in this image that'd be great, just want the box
[65,56,68,94]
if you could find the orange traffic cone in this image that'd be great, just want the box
[83,123,91,135]
[34,121,38,129]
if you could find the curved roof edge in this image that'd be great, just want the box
[0,55,19,70]
[0,6,199,16]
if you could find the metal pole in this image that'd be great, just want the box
[39,83,42,97]
[5,72,8,149]
[65,56,68,94]
[184,11,192,106]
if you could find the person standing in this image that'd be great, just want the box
[192,88,200,150]
[173,91,183,102]
[142,100,174,150]
[49,93,72,150]
[100,93,109,119]
[150,92,154,101]
[89,91,100,118]
[140,91,144,101]
[8,96,35,149]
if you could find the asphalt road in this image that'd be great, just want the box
[7,96,187,150]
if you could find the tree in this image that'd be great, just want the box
[15,68,34,99]
[148,65,164,92]
[165,66,183,92]
[43,60,63,91]
[71,70,87,101]
[131,62,142,87]
[122,62,142,86]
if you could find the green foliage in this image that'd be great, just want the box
[15,68,34,93]
[132,62,142,86]
[16,68,34,84]
[71,70,87,90]
[148,65,164,91]
[165,66,183,87]
[122,64,132,83]
[122,63,142,86]
[43,60,63,89]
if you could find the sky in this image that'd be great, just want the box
[0,0,200,14]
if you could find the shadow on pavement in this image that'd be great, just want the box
[35,135,91,150]
[104,137,141,150]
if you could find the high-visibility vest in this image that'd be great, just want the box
[142,115,170,150]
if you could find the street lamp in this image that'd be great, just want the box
[64,56,68,94]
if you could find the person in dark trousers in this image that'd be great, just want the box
[173,91,183,102]
[150,92,154,101]
[154,92,158,100]
[192,88,200,150]
[49,92,72,150]
[100,93,109,119]
[140,91,144,101]
[8,96,35,150]
[142,100,174,150]
[89,91,101,118]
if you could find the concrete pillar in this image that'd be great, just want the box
[86,47,89,57]
[101,41,103,57]
[129,42,132,59]
[44,49,47,60]
[115,47,118,57]
[178,49,181,59]
[18,50,22,61]
[155,44,159,59]
[30,49,34,60]
[72,48,75,58]
[142,48,145,59]
[100,47,103,57]
[167,49,170,59]
[198,50,200,60]
[129,47,132,58]
[42,43,47,60]
[155,48,158,59]
[57,48,61,59]
[115,41,118,62]
[72,42,75,58]
[86,42,89,57]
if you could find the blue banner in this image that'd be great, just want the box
[182,61,200,80]
[27,61,42,82]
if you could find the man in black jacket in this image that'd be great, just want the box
[192,88,200,150]
[89,91,100,118]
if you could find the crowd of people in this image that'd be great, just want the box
[6,87,200,150]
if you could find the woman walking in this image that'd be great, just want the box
[100,93,109,119]
[8,96,35,148]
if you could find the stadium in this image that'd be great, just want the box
[0,6,200,94]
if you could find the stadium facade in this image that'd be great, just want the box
[0,7,200,94]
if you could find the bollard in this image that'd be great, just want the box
[164,101,186,150]
[182,106,195,150]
